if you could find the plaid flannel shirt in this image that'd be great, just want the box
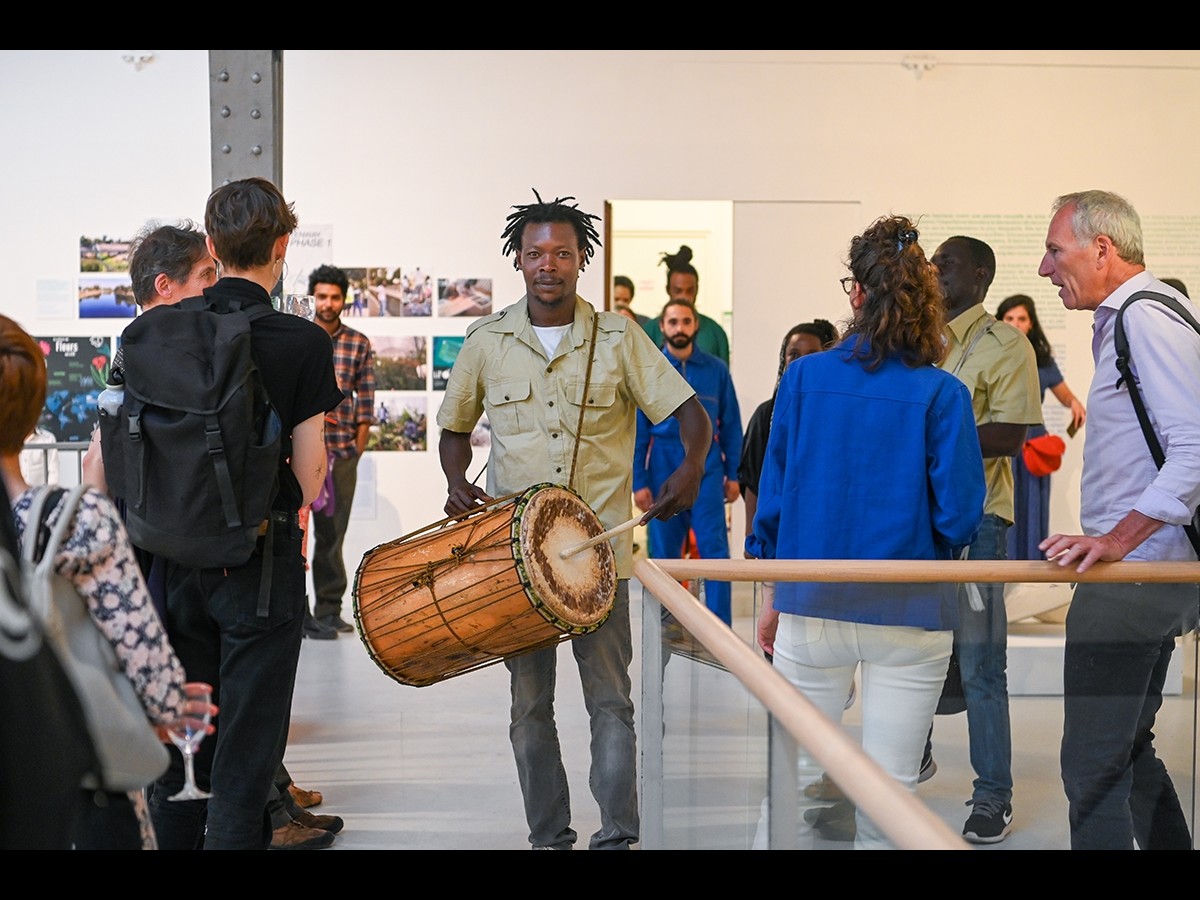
[325,322,376,457]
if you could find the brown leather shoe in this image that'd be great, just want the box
[270,820,336,850]
[293,808,344,834]
[288,783,323,809]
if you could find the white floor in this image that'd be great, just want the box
[283,582,1199,850]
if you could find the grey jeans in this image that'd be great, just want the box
[504,579,638,849]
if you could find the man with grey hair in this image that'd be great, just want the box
[1039,189,1200,850]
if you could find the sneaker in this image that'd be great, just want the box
[918,751,937,784]
[962,798,1013,844]
[303,613,338,641]
[805,798,856,842]
[270,820,336,850]
[293,808,344,834]
[288,783,323,809]
[320,613,354,634]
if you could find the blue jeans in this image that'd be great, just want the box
[1061,581,1197,850]
[956,513,1012,806]
[504,580,638,849]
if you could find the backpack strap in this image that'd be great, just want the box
[1113,290,1200,556]
[234,301,281,616]
[24,486,68,566]
[949,316,995,378]
[24,485,91,574]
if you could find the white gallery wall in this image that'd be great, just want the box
[2,49,1198,584]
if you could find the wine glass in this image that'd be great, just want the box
[167,682,215,801]
[285,293,316,321]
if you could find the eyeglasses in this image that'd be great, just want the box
[839,276,855,295]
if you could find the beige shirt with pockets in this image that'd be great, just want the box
[941,303,1043,523]
[437,295,695,577]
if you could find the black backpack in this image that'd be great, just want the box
[100,291,283,575]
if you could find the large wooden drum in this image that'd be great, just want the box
[353,484,617,687]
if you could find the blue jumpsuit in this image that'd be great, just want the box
[634,347,742,623]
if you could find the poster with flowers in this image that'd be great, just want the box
[36,334,113,443]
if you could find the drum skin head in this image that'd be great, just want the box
[517,485,616,630]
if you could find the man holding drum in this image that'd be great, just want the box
[437,190,711,850]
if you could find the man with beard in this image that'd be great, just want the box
[307,263,376,639]
[634,298,742,625]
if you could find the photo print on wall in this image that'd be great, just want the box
[432,336,464,391]
[372,335,429,392]
[37,334,113,443]
[371,393,428,452]
[344,266,403,317]
[399,267,433,316]
[437,277,492,317]
[78,272,135,319]
[80,234,132,273]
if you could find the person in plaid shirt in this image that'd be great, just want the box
[307,263,375,638]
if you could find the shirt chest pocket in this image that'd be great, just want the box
[486,378,532,435]
[567,380,620,431]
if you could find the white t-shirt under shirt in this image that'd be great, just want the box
[531,324,571,358]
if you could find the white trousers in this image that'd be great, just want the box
[762,613,952,849]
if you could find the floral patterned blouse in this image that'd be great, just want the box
[12,486,186,726]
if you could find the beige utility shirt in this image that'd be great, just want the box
[437,295,694,576]
[941,304,1042,523]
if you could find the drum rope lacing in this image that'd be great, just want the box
[361,506,535,669]
[354,484,616,687]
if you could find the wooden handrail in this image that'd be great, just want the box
[635,558,971,851]
[638,556,1198,849]
[654,558,1200,584]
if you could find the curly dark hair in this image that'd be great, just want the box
[842,215,945,370]
[775,319,839,384]
[501,189,601,267]
[995,294,1053,368]
[308,263,350,297]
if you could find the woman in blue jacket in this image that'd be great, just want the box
[746,215,985,849]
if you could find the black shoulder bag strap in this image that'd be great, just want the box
[1113,289,1200,556]
[568,312,601,492]
[949,315,995,378]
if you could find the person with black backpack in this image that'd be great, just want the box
[1037,190,1200,851]
[142,178,344,850]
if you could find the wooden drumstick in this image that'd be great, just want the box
[559,514,644,560]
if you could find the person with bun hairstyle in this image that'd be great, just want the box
[643,245,730,364]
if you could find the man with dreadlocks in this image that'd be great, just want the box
[438,190,711,850]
